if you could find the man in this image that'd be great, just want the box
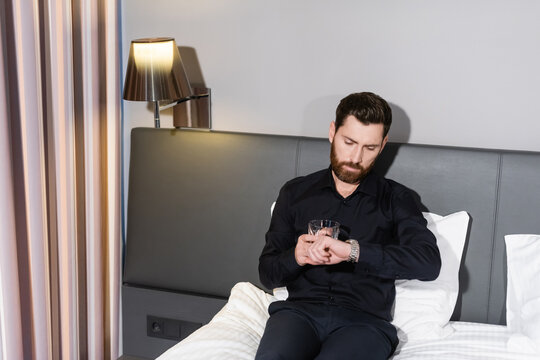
[256,92,441,360]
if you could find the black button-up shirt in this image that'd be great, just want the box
[259,167,441,321]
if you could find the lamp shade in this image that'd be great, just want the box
[123,37,193,102]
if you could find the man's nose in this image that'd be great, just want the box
[350,147,363,165]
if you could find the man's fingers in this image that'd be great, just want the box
[308,245,331,263]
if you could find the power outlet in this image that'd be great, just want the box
[147,315,202,341]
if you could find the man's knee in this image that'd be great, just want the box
[255,307,320,360]
[316,325,395,360]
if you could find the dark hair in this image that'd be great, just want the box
[335,92,392,138]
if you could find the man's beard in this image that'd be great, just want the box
[330,143,376,185]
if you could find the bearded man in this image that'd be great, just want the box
[256,92,441,360]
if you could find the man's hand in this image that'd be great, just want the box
[295,234,351,266]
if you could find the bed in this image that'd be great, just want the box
[122,128,540,359]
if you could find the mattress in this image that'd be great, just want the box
[156,283,538,360]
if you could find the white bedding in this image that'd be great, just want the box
[156,283,539,360]
[392,322,538,360]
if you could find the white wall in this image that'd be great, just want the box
[122,0,540,151]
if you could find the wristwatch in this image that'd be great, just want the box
[345,239,359,263]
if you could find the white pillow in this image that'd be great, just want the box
[391,211,469,342]
[505,234,540,355]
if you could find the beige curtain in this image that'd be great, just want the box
[0,0,121,359]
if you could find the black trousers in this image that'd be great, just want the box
[255,301,398,360]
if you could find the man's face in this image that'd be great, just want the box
[329,115,388,185]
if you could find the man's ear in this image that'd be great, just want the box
[381,135,389,151]
[329,121,336,143]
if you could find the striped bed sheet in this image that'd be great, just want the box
[393,321,537,359]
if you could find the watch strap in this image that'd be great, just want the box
[345,239,359,263]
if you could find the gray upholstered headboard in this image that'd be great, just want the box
[122,128,540,359]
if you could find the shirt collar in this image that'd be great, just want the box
[317,166,379,197]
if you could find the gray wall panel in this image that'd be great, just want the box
[489,153,540,324]
[296,138,331,176]
[125,129,299,296]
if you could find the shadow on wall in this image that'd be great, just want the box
[302,95,412,144]
[174,46,211,128]
[178,46,206,88]
[388,103,411,144]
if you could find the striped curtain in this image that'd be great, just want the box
[0,0,121,359]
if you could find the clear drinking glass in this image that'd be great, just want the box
[308,220,340,239]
